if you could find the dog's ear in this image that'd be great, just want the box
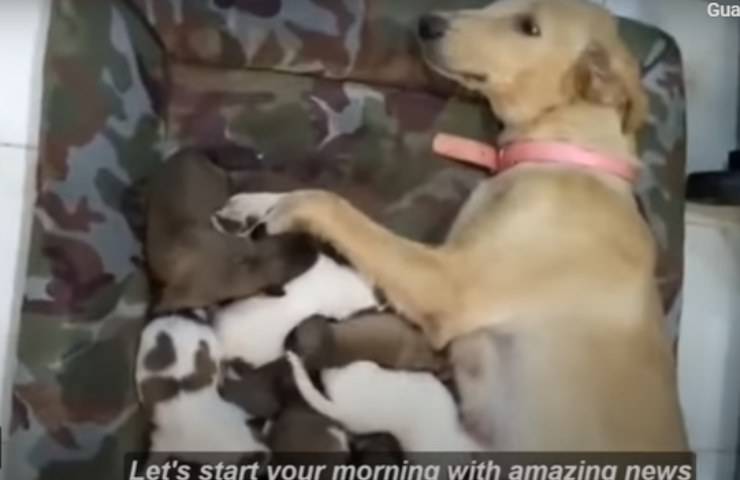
[572,40,648,135]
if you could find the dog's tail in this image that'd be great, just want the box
[286,351,339,421]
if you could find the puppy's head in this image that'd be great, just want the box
[417,0,647,134]
[267,402,350,455]
[136,313,223,406]
[285,315,338,370]
[219,358,292,418]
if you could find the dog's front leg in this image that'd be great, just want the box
[251,190,459,346]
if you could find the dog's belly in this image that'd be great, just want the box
[453,320,687,451]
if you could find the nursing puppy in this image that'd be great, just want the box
[219,0,688,451]
[213,195,383,368]
[286,352,483,452]
[136,312,268,464]
[219,357,352,467]
[288,313,445,373]
[213,255,380,367]
[266,402,350,480]
[145,149,314,312]
[219,358,292,420]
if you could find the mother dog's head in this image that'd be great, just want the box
[417,0,647,135]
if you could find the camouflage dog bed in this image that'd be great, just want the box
[8,1,686,479]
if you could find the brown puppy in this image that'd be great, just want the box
[145,149,315,311]
[287,313,446,374]
[222,0,687,451]
[266,402,350,480]
[219,356,351,463]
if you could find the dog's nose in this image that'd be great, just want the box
[418,14,448,40]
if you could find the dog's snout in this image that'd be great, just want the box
[418,14,448,41]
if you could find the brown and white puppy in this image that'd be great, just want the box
[286,352,484,452]
[135,311,268,463]
[217,0,687,451]
[210,235,381,368]
[145,149,314,312]
[287,313,446,374]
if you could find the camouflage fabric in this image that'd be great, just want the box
[9,1,163,479]
[8,0,687,479]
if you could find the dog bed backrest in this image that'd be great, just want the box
[10,1,686,478]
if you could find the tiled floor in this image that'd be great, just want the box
[0,2,50,479]
[0,144,37,449]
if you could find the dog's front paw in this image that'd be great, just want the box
[253,190,339,237]
[212,193,284,236]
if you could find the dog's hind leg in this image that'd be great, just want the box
[449,331,506,448]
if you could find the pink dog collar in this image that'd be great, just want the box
[433,133,637,183]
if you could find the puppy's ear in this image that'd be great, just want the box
[573,40,648,135]
[139,377,180,406]
[182,341,218,391]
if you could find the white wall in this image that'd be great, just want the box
[600,0,739,174]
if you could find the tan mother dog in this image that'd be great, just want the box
[224,0,688,451]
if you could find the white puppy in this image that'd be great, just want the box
[136,312,268,463]
[213,193,382,368]
[286,351,484,452]
[216,255,380,367]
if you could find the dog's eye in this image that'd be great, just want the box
[516,15,541,37]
